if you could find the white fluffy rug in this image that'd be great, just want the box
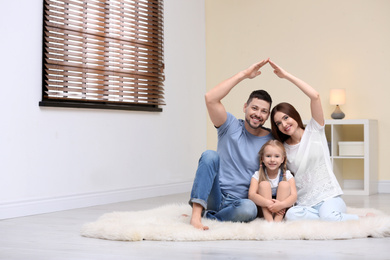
[81,203,390,241]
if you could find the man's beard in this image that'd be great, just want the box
[246,117,263,130]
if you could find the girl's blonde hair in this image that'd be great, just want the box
[258,140,287,183]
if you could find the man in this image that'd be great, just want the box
[189,59,273,230]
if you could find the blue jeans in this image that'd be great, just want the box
[285,196,359,221]
[189,150,257,222]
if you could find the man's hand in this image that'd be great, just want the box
[243,58,270,79]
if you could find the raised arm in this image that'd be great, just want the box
[205,59,269,127]
[268,60,324,126]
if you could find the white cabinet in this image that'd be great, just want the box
[303,119,378,195]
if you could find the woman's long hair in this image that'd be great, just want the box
[270,102,305,143]
[258,140,287,183]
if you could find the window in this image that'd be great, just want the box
[40,0,165,112]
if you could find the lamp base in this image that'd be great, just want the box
[331,105,345,119]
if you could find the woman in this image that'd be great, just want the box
[268,59,368,221]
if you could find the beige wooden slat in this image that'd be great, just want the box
[44,28,163,61]
[45,64,164,85]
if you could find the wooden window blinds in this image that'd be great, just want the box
[40,0,165,112]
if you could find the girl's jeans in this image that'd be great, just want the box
[189,150,257,222]
[285,196,359,221]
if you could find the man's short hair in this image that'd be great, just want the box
[246,90,272,107]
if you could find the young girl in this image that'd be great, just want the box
[268,59,373,221]
[248,140,297,222]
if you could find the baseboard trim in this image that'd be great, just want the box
[343,180,390,194]
[378,181,390,194]
[0,182,192,220]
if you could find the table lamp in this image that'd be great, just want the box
[330,89,346,119]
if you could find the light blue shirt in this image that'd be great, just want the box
[217,112,273,198]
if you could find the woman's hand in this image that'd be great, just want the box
[269,59,290,79]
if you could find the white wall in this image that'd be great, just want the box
[0,0,206,219]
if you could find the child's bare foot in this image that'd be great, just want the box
[190,216,209,230]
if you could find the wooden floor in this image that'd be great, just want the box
[1,192,390,260]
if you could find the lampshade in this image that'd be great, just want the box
[330,89,346,105]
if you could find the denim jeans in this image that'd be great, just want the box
[189,150,257,222]
[285,196,359,221]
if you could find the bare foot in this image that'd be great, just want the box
[190,203,209,230]
[190,216,209,230]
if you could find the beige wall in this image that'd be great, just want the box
[205,0,390,181]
